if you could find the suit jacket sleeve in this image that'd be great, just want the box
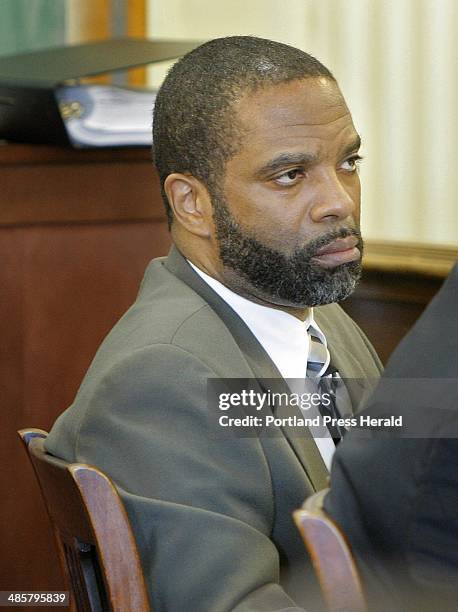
[47,342,306,612]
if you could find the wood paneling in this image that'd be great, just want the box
[0,143,170,604]
[0,149,160,226]
[363,240,458,278]
[341,269,445,364]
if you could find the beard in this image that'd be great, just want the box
[212,196,363,308]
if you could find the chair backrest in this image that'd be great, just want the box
[293,488,367,612]
[18,428,151,612]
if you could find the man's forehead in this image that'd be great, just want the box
[234,76,352,133]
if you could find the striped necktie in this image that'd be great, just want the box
[307,330,347,442]
[307,332,330,378]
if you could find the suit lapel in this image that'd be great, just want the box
[165,246,329,490]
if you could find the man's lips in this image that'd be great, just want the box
[312,236,361,267]
[316,236,359,255]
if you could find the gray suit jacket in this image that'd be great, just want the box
[46,246,382,611]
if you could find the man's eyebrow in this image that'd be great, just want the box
[255,152,318,178]
[341,134,362,157]
[255,135,362,179]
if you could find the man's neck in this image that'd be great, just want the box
[187,258,311,322]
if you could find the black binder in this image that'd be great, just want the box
[0,37,202,146]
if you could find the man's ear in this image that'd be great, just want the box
[164,173,213,237]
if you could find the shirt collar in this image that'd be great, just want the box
[187,261,327,378]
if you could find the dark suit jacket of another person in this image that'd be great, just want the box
[326,263,458,612]
[46,246,382,611]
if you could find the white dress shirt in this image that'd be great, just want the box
[188,261,336,468]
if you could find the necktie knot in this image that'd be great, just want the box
[307,330,329,378]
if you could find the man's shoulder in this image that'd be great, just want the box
[314,302,358,331]
[46,256,252,459]
[121,255,216,345]
[89,255,246,370]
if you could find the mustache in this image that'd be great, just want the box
[295,227,363,259]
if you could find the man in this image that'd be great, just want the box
[46,37,382,610]
[325,263,458,612]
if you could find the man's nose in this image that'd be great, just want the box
[309,172,358,223]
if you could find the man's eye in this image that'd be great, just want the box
[274,168,304,186]
[340,155,363,172]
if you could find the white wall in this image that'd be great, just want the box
[146,0,309,84]
[147,0,458,246]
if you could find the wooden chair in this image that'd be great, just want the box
[293,488,367,612]
[18,428,151,612]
